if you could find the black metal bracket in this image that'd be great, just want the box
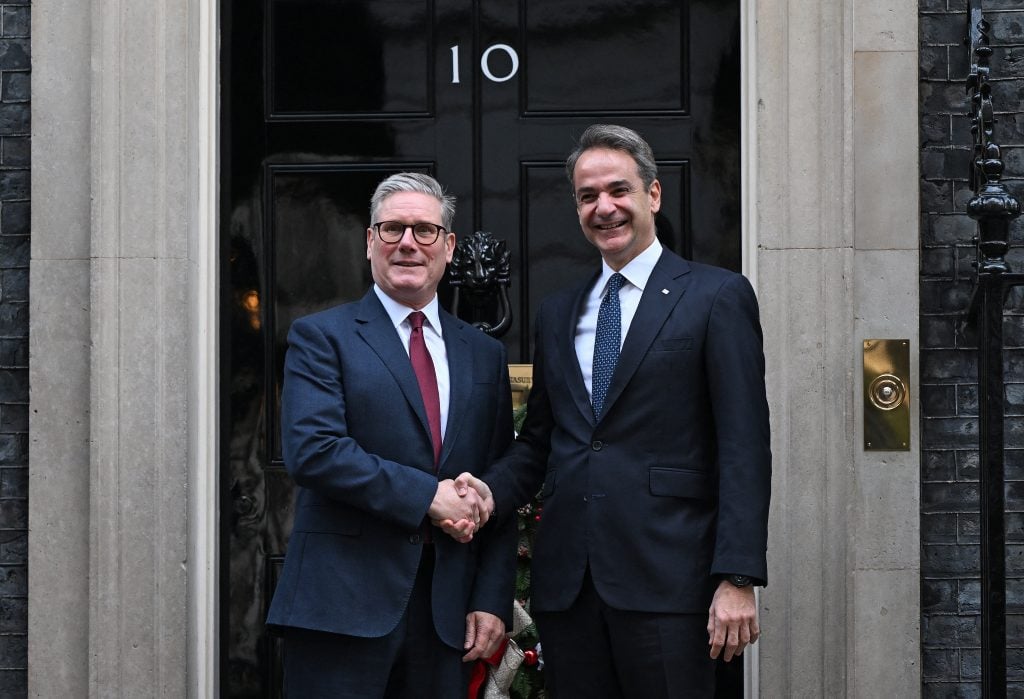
[962,2,1023,696]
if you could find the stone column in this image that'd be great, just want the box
[30,0,204,695]
[754,0,920,695]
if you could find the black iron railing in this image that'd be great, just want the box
[962,1,1023,695]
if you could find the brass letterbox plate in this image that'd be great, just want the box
[509,364,533,411]
[863,339,910,451]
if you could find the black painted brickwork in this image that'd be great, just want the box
[921,3,1024,697]
[0,1,26,696]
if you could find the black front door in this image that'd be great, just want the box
[221,1,741,694]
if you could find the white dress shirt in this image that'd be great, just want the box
[373,285,451,439]
[575,239,663,400]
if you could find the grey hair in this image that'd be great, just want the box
[565,124,659,193]
[369,172,456,231]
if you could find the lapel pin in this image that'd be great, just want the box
[661,288,670,295]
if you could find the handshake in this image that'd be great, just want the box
[427,472,495,543]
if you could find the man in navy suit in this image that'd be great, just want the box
[267,172,515,697]
[457,125,772,697]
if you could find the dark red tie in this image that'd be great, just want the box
[408,311,442,466]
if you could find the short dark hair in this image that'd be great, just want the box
[370,172,456,231]
[565,124,658,193]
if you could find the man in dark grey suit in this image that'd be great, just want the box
[267,172,515,697]
[456,124,772,697]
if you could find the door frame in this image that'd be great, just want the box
[196,1,760,694]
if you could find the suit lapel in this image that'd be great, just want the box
[439,311,472,471]
[600,251,691,420]
[353,291,434,447]
[556,275,600,426]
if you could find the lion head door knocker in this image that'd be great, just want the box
[449,231,512,337]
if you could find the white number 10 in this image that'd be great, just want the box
[450,44,520,84]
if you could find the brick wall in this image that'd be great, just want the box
[921,1,1024,695]
[0,1,27,695]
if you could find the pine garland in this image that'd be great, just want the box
[509,404,545,698]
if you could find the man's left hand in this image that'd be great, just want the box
[463,611,506,662]
[707,580,759,662]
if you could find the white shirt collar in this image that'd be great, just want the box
[597,238,663,293]
[372,285,443,333]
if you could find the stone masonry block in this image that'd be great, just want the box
[922,81,974,114]
[0,40,28,71]
[0,171,27,201]
[2,71,28,103]
[921,180,956,214]
[952,115,972,146]
[1008,450,1024,481]
[921,543,981,575]
[2,135,28,166]
[922,481,981,513]
[922,383,957,416]
[0,102,27,135]
[921,15,972,45]
[0,372,26,404]
[2,269,28,303]
[923,648,961,681]
[924,213,974,245]
[923,614,981,647]
[922,682,982,699]
[957,513,979,543]
[0,404,27,432]
[958,580,982,614]
[0,202,27,236]
[0,634,26,668]
[1009,384,1024,416]
[0,341,27,368]
[921,316,956,348]
[956,450,980,480]
[0,597,25,633]
[1,470,26,500]
[0,566,26,597]
[955,384,978,417]
[961,649,981,679]
[0,533,25,565]
[924,450,957,481]
[921,149,971,183]
[922,417,979,449]
[921,349,977,382]
[923,578,959,613]
[919,280,966,314]
[0,236,28,267]
[0,670,25,694]
[922,512,958,543]
[922,113,952,147]
[1,8,28,38]
[921,46,949,81]
[0,499,26,529]
[989,12,1024,45]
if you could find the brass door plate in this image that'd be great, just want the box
[863,339,910,451]
[508,364,533,410]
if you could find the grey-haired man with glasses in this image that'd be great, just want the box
[267,172,516,697]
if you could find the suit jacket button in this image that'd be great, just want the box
[408,533,422,545]
[591,440,604,451]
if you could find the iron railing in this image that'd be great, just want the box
[962,1,1023,695]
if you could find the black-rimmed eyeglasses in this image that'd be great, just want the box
[372,221,447,245]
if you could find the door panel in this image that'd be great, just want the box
[222,1,740,694]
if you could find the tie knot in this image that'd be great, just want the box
[408,311,426,331]
[607,273,625,295]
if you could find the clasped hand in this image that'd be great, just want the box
[428,473,493,543]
